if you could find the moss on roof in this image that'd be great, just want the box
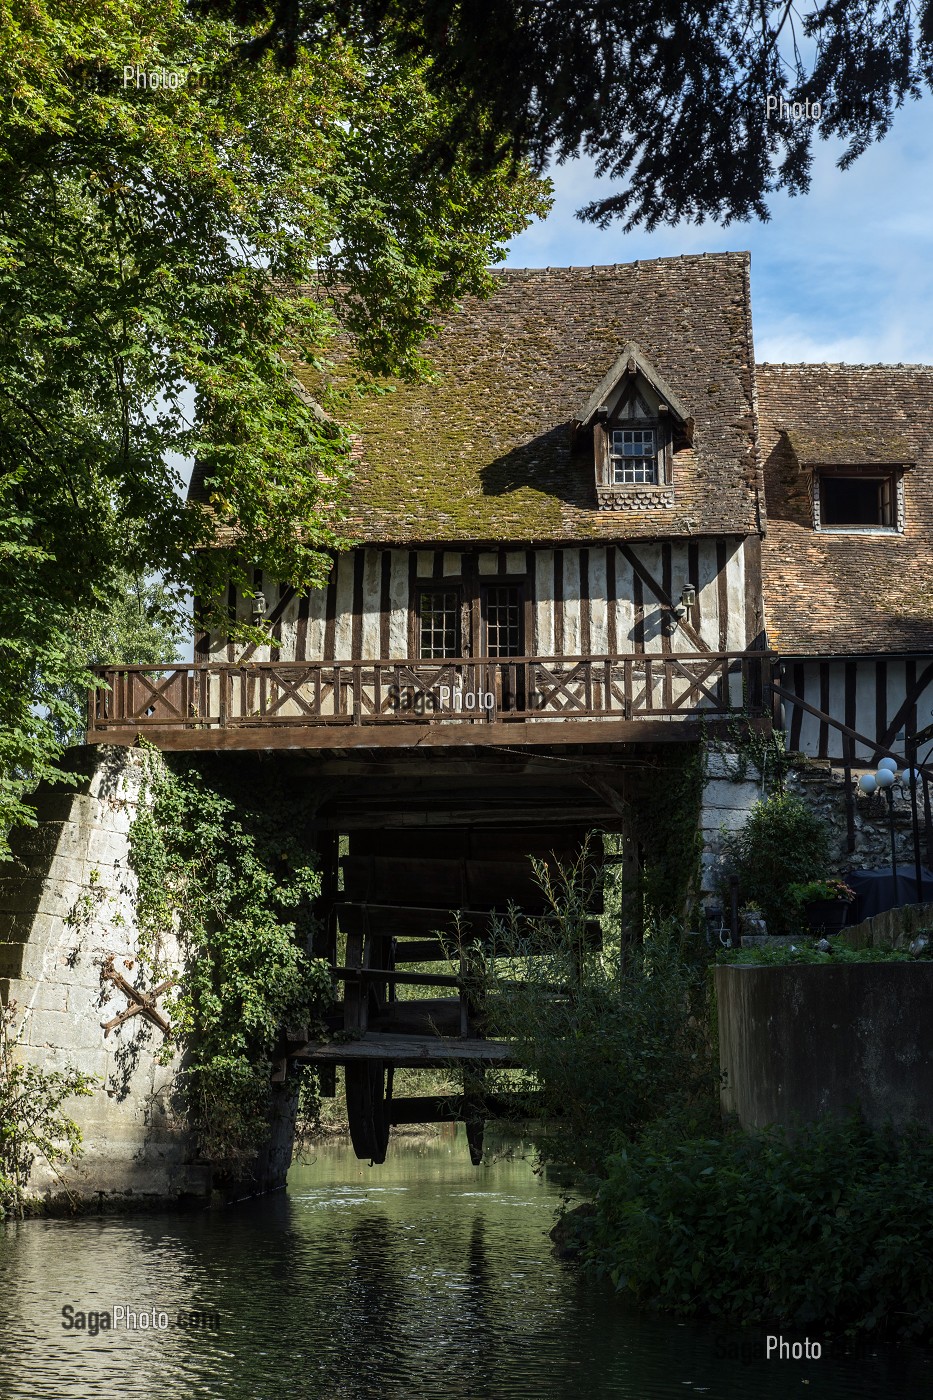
[309,256,761,544]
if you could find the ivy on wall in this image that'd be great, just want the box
[128,751,331,1168]
[632,745,704,920]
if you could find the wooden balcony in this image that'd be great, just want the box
[87,651,775,751]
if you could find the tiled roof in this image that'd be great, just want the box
[758,364,933,655]
[316,255,761,544]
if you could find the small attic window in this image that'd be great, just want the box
[610,428,657,484]
[816,470,901,532]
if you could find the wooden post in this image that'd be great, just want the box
[909,735,924,902]
[730,875,741,948]
[843,734,856,856]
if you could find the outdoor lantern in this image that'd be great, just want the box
[251,591,267,627]
[856,756,927,911]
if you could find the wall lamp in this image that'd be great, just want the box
[665,583,697,634]
[250,591,267,628]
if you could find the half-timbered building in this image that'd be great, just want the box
[759,364,933,765]
[78,254,933,1163]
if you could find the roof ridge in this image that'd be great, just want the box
[492,252,749,274]
[759,361,933,370]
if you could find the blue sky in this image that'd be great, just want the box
[506,100,933,365]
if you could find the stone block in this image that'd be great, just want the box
[700,806,755,834]
[701,778,761,812]
[22,1008,76,1048]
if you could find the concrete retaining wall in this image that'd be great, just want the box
[715,963,933,1132]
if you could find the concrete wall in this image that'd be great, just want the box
[716,963,933,1132]
[0,747,295,1210]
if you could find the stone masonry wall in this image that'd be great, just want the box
[698,747,764,904]
[0,746,209,1208]
[785,758,929,876]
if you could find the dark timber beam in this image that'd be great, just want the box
[89,716,754,751]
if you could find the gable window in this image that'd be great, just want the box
[418,588,461,658]
[611,428,657,484]
[482,584,524,656]
[818,472,898,531]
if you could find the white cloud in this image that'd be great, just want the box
[507,100,933,365]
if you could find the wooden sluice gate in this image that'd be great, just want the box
[290,824,604,1165]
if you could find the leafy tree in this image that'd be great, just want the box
[0,0,548,850]
[212,0,933,227]
[45,574,188,747]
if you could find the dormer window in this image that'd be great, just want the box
[611,428,657,484]
[576,343,693,512]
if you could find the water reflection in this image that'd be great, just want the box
[0,1132,929,1399]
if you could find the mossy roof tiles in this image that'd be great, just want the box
[758,364,933,655]
[321,255,761,544]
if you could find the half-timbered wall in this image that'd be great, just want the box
[780,657,933,763]
[204,537,761,664]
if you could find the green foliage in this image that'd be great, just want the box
[718,938,931,966]
[632,746,704,920]
[583,1116,933,1342]
[0,0,548,847]
[484,852,716,1186]
[0,1003,96,1219]
[787,878,856,905]
[719,791,831,937]
[128,752,331,1165]
[212,2,933,228]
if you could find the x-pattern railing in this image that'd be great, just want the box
[88,652,774,735]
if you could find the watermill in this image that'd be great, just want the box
[294,822,607,1164]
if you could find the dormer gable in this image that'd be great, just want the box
[577,344,694,512]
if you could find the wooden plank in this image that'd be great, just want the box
[743,534,763,649]
[388,1094,543,1126]
[788,663,804,751]
[294,1034,517,1067]
[661,541,673,709]
[88,715,759,751]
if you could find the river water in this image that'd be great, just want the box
[0,1132,930,1399]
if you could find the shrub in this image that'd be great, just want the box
[583,1116,933,1342]
[0,1004,96,1218]
[719,791,831,936]
[483,851,717,1185]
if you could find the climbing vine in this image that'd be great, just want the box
[0,1003,96,1218]
[703,711,790,790]
[631,745,705,919]
[128,751,331,1168]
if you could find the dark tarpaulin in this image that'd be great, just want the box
[846,867,933,921]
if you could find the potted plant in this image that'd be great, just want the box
[788,879,856,935]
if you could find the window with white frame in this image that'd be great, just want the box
[610,428,657,484]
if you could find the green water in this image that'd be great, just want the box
[0,1132,929,1399]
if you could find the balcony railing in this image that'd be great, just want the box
[87,652,774,740]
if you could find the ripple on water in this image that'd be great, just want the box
[0,1136,930,1400]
